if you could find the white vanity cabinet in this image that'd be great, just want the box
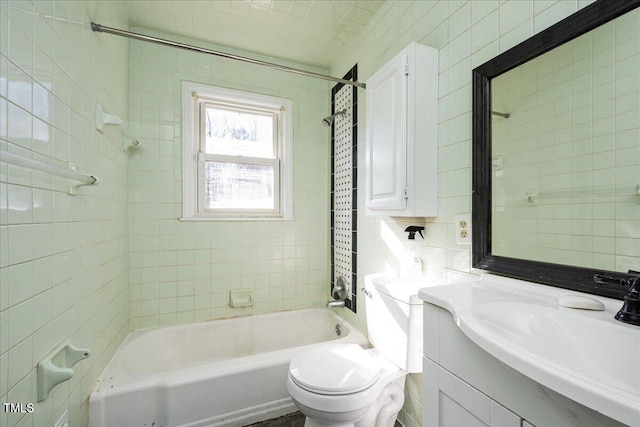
[422,302,625,427]
[424,358,522,427]
[365,42,438,217]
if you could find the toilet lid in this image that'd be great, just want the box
[289,344,383,395]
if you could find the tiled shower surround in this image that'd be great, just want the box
[0,1,130,426]
[127,29,329,329]
[331,66,357,312]
[0,1,623,427]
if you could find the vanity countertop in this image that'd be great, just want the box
[419,274,640,427]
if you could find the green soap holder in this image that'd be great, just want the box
[37,342,91,402]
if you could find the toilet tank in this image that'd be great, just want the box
[364,274,434,373]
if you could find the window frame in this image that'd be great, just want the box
[181,81,293,220]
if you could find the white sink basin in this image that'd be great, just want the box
[419,274,640,427]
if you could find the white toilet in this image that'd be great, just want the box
[287,274,425,427]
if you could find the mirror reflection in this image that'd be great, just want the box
[490,9,639,274]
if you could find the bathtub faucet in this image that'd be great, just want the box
[327,300,345,309]
[328,276,348,309]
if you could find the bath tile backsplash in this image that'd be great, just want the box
[0,1,130,426]
[127,29,329,329]
[328,1,601,425]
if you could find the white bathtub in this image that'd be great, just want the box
[89,308,368,427]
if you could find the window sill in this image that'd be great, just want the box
[179,216,295,222]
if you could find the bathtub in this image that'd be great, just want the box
[89,308,368,427]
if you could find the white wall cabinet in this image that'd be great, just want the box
[422,302,624,427]
[365,42,438,217]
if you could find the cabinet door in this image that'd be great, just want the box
[424,358,521,427]
[365,52,407,211]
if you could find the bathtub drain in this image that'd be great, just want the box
[335,324,342,336]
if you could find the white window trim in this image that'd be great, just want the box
[181,81,293,220]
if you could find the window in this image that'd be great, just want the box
[182,82,293,219]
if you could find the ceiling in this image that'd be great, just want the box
[120,0,385,69]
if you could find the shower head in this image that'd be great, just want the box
[322,109,347,127]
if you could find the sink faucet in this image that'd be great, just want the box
[615,276,640,326]
[327,300,345,309]
[594,273,640,326]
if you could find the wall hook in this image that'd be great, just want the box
[123,135,141,152]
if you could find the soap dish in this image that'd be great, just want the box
[558,295,605,311]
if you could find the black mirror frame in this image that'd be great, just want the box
[472,0,640,300]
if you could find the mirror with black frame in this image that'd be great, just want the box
[472,0,640,299]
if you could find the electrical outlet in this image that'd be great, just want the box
[455,213,472,245]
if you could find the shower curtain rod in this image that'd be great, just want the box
[91,23,366,89]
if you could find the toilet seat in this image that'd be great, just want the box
[287,344,405,415]
[289,344,385,395]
